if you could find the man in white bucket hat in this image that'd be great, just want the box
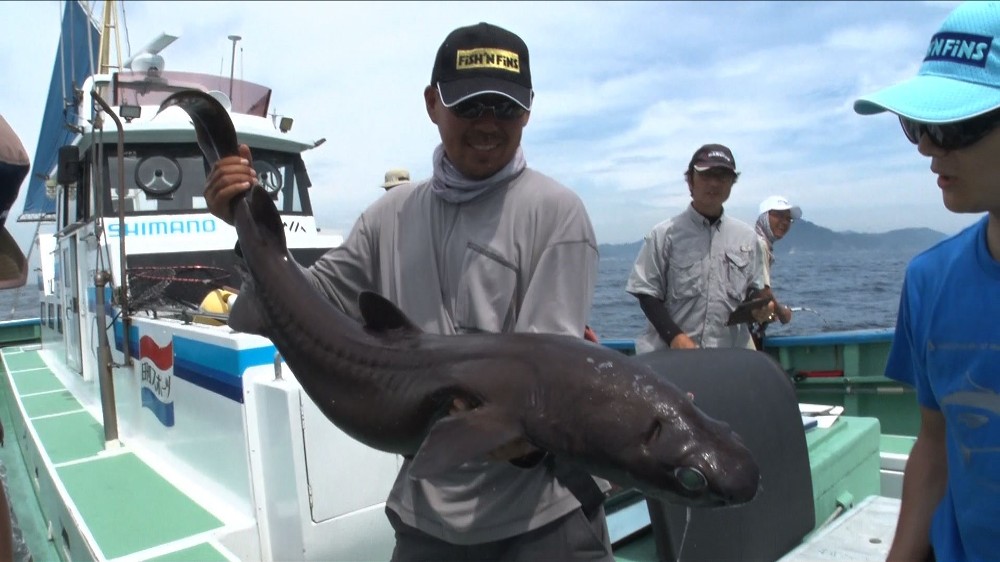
[855,2,1000,560]
[749,195,802,348]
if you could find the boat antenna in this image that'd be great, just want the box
[227,34,242,99]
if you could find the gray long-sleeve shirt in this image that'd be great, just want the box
[245,168,601,544]
[626,204,765,352]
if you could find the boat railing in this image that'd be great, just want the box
[112,70,272,117]
[598,332,918,437]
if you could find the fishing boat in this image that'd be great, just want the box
[0,2,919,561]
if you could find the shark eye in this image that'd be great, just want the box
[674,466,707,492]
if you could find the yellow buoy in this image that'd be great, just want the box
[194,288,237,326]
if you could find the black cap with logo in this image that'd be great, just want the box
[431,22,534,110]
[689,144,737,172]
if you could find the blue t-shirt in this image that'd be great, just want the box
[885,216,1000,561]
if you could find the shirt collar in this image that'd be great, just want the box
[684,203,726,230]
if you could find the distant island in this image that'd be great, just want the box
[599,220,948,258]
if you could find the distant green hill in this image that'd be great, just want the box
[775,220,946,254]
[599,220,947,258]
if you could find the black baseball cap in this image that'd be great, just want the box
[431,22,534,110]
[689,144,737,172]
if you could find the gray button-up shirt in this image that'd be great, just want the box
[626,204,765,352]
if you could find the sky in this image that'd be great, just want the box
[0,0,981,248]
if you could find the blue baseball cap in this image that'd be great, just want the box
[854,1,1000,123]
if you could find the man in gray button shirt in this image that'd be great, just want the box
[627,144,771,352]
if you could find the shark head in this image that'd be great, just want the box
[562,353,761,508]
[627,393,761,507]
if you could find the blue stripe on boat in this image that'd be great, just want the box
[113,319,276,403]
[141,387,175,426]
[172,337,275,403]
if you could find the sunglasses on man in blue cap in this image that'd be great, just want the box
[898,107,1000,151]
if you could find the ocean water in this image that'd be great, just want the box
[0,246,917,341]
[590,247,917,341]
[0,285,38,323]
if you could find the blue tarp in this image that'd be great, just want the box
[19,0,99,222]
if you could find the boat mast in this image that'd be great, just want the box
[96,0,122,75]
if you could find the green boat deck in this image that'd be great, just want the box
[1,346,233,561]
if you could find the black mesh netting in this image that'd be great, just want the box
[126,265,231,311]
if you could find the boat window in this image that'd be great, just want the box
[100,144,312,216]
[57,171,88,231]
[248,148,311,215]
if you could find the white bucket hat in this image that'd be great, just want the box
[381,168,411,189]
[759,195,802,220]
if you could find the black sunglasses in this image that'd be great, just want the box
[448,97,527,121]
[899,108,1000,151]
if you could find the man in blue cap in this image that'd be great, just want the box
[855,2,1000,560]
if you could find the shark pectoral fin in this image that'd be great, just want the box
[408,409,523,479]
[227,283,271,336]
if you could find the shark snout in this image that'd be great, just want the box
[720,463,761,505]
[669,423,760,507]
[708,440,761,506]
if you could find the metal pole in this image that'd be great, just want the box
[227,35,242,99]
[94,271,120,447]
[91,89,132,366]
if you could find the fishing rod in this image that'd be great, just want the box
[789,306,829,326]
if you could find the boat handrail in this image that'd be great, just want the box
[766,328,894,348]
[0,318,40,328]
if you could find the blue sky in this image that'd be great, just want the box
[1,0,979,246]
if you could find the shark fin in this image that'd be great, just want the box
[227,291,270,336]
[358,291,422,334]
[225,272,271,336]
[408,407,522,479]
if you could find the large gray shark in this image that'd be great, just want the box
[159,90,761,507]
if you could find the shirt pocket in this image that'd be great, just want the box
[667,253,703,300]
[455,242,518,334]
[724,248,753,300]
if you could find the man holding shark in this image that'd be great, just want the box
[205,22,613,561]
